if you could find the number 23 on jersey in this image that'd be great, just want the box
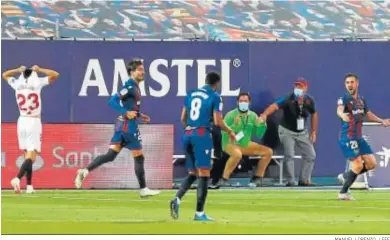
[17,93,40,115]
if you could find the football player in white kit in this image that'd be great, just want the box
[2,65,59,194]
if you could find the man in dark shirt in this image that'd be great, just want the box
[260,78,318,186]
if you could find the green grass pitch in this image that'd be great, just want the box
[2,189,390,234]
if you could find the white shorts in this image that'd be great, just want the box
[17,116,42,152]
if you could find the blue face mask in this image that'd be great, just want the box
[238,102,249,112]
[294,88,304,97]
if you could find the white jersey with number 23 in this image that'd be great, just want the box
[8,72,49,117]
[7,72,49,152]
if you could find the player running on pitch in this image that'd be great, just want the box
[337,73,390,200]
[3,65,60,194]
[170,72,235,221]
[74,58,160,198]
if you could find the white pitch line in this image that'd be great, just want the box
[6,219,167,223]
[3,194,390,211]
[1,188,350,193]
[2,188,389,196]
[4,218,390,223]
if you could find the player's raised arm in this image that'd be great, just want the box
[2,66,25,81]
[32,65,59,83]
[337,97,350,122]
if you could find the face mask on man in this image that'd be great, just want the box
[294,88,304,97]
[238,102,249,112]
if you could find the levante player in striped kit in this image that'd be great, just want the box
[337,73,390,200]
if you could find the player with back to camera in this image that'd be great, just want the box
[337,73,390,200]
[2,65,60,194]
[74,59,160,198]
[170,72,236,221]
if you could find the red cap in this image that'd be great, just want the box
[295,78,308,87]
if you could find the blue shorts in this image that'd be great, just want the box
[182,128,213,170]
[110,120,142,150]
[339,138,373,160]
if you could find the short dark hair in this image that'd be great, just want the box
[127,58,143,74]
[345,73,359,81]
[237,92,251,101]
[205,72,221,86]
[23,68,33,79]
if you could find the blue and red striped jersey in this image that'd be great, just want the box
[109,78,141,134]
[117,79,141,113]
[338,93,369,140]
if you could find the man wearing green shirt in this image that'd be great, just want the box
[220,93,273,187]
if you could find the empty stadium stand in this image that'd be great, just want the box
[2,0,390,40]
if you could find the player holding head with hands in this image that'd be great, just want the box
[3,65,59,194]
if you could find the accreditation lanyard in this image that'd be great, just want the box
[297,97,304,117]
[240,114,249,130]
[296,97,305,131]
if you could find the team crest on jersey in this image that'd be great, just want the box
[205,150,210,155]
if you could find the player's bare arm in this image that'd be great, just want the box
[32,65,59,83]
[180,107,187,127]
[366,111,390,126]
[140,113,151,123]
[337,104,349,122]
[2,66,25,81]
[213,111,235,141]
